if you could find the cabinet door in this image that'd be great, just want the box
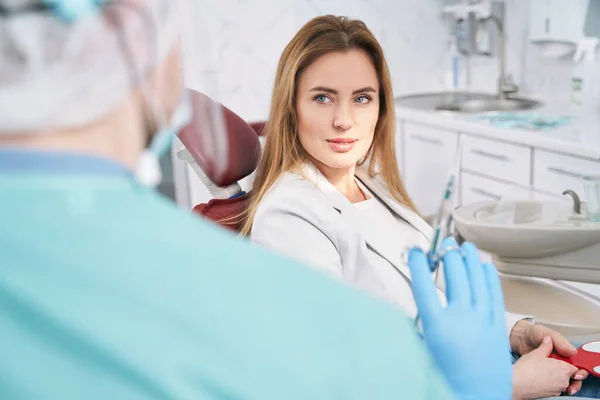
[404,122,459,216]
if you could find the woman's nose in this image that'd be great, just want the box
[333,105,353,131]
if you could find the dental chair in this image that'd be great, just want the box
[177,89,263,232]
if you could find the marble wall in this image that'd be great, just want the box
[182,0,579,123]
[178,0,581,206]
[182,0,450,122]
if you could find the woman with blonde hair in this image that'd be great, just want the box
[243,14,598,400]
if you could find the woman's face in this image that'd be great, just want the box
[295,49,380,173]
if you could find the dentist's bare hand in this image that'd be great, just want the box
[512,336,580,399]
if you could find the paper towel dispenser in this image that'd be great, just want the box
[584,0,600,38]
[529,0,590,57]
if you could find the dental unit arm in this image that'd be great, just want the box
[177,147,243,199]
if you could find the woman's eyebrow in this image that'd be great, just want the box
[352,86,377,95]
[309,86,337,94]
[309,86,377,94]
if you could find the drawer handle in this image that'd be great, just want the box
[411,135,443,146]
[471,149,509,162]
[547,166,586,180]
[470,187,502,201]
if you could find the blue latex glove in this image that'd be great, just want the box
[408,238,513,400]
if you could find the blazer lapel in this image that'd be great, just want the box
[301,162,446,297]
[301,163,433,280]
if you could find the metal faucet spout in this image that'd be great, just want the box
[484,14,518,99]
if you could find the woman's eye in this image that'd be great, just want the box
[315,94,330,103]
[355,95,372,104]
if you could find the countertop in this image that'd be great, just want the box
[395,100,600,161]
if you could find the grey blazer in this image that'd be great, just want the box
[251,162,526,334]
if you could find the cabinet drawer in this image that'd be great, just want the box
[533,150,600,201]
[405,123,457,150]
[460,171,569,207]
[462,136,531,186]
[460,172,515,205]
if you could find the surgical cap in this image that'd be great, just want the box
[0,0,182,133]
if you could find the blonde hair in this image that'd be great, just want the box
[238,15,417,235]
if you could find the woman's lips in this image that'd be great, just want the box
[327,138,357,153]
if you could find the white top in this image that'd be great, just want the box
[352,180,444,318]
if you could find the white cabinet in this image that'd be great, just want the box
[460,171,566,206]
[534,149,600,201]
[401,119,600,213]
[460,172,514,205]
[462,136,532,186]
[403,122,459,216]
[399,115,600,319]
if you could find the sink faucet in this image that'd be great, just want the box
[443,1,518,99]
[484,15,518,99]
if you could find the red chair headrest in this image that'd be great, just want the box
[249,121,266,136]
[178,89,262,187]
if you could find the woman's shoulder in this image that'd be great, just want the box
[254,170,334,219]
[262,170,321,201]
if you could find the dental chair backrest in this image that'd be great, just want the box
[177,89,263,232]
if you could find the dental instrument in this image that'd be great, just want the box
[427,137,464,271]
[411,138,463,333]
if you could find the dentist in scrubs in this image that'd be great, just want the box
[0,1,513,399]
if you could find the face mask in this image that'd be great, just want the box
[135,91,192,187]
[42,0,104,22]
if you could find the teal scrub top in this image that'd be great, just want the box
[0,150,456,400]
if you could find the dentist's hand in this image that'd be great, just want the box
[408,238,513,400]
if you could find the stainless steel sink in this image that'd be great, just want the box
[395,91,543,114]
